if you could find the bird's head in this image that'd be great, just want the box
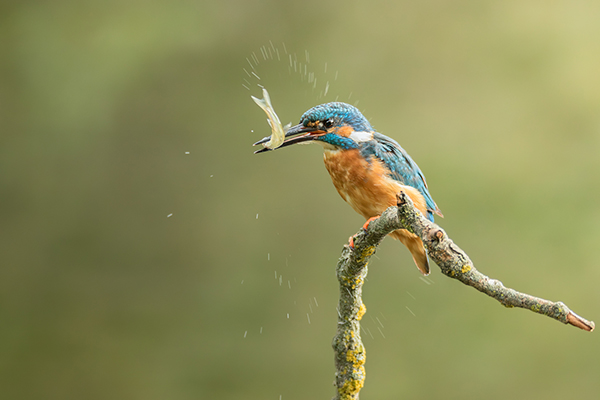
[254,102,374,153]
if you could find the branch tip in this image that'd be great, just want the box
[333,190,594,399]
[567,312,595,332]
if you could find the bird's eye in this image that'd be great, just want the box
[323,119,334,128]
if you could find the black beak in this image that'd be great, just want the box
[253,124,325,154]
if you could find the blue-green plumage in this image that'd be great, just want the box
[318,133,359,150]
[300,102,440,222]
[300,102,373,133]
[359,133,438,222]
[254,100,442,275]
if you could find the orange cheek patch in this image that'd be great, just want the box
[335,126,354,138]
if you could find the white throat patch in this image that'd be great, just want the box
[349,131,373,143]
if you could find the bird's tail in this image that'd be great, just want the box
[390,229,430,275]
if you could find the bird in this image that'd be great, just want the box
[253,102,442,275]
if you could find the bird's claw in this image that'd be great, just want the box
[362,216,380,231]
[348,235,356,249]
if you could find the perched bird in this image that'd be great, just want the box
[254,102,442,275]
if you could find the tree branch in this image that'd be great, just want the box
[332,191,594,399]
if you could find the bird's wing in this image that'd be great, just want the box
[361,132,442,220]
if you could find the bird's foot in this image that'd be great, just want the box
[349,216,380,249]
[362,216,380,231]
[348,235,356,249]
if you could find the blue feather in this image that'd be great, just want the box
[360,132,438,222]
[300,102,372,132]
[318,133,358,150]
[298,102,439,221]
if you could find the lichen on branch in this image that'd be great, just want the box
[332,191,594,399]
[393,191,594,332]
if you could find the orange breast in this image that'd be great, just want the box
[323,149,428,219]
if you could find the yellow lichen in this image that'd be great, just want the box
[346,347,365,365]
[357,303,367,320]
[346,347,366,366]
[461,265,471,273]
[356,246,375,263]
[346,350,356,363]
[338,345,366,398]
[339,377,364,399]
[348,276,364,290]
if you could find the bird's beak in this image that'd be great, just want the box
[253,124,326,154]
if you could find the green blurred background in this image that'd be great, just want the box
[2,1,599,399]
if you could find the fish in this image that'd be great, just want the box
[251,88,290,149]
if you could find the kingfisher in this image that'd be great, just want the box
[254,102,442,275]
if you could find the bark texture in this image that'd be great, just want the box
[332,191,594,400]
